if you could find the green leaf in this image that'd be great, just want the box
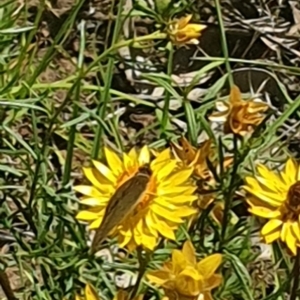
[154,0,171,14]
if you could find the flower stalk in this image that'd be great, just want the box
[290,249,300,300]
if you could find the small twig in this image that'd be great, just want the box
[290,249,300,300]
[0,271,16,300]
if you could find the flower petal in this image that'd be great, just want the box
[162,168,193,186]
[92,160,117,184]
[74,185,103,198]
[197,254,222,277]
[264,229,280,244]
[261,219,283,236]
[248,205,281,218]
[85,284,100,300]
[281,159,297,186]
[285,222,298,255]
[76,211,99,221]
[182,240,196,265]
[104,147,123,175]
[138,146,150,165]
[147,270,171,286]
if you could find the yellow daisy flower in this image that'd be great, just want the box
[75,146,197,251]
[209,85,269,136]
[168,15,206,45]
[147,240,222,300]
[76,284,143,300]
[244,158,300,255]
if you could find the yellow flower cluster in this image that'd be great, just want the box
[209,85,269,136]
[168,15,206,45]
[147,241,222,300]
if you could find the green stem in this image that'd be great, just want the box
[91,0,125,159]
[62,21,86,186]
[161,42,174,137]
[290,249,300,300]
[130,248,150,298]
[214,0,234,87]
[219,135,239,249]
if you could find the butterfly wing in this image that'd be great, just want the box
[91,173,150,253]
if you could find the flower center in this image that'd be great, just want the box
[284,181,300,220]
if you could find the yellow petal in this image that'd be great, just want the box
[163,195,197,204]
[297,163,300,181]
[244,186,284,206]
[74,185,103,198]
[184,24,207,32]
[157,186,196,196]
[76,210,99,221]
[205,274,223,290]
[92,160,117,184]
[175,269,202,296]
[80,198,107,206]
[261,219,283,235]
[151,204,184,223]
[256,165,286,189]
[83,168,105,191]
[285,222,298,255]
[147,270,171,286]
[177,15,192,29]
[155,221,175,240]
[264,229,280,244]
[142,234,157,250]
[145,212,159,237]
[89,217,103,229]
[280,222,288,242]
[179,267,202,281]
[282,159,297,186]
[182,240,196,265]
[162,168,193,186]
[156,160,178,181]
[172,250,187,274]
[128,147,138,162]
[292,222,300,242]
[197,254,222,277]
[173,206,197,217]
[104,147,123,175]
[123,152,135,170]
[85,284,100,300]
[138,146,150,165]
[248,205,281,218]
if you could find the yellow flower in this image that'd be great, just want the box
[75,146,197,251]
[168,15,206,45]
[209,85,269,136]
[147,241,222,300]
[75,285,143,300]
[244,158,300,255]
[171,137,236,226]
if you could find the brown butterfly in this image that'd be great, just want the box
[91,164,152,253]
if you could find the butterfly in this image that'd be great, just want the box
[91,164,152,253]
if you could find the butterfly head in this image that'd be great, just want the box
[138,163,152,177]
